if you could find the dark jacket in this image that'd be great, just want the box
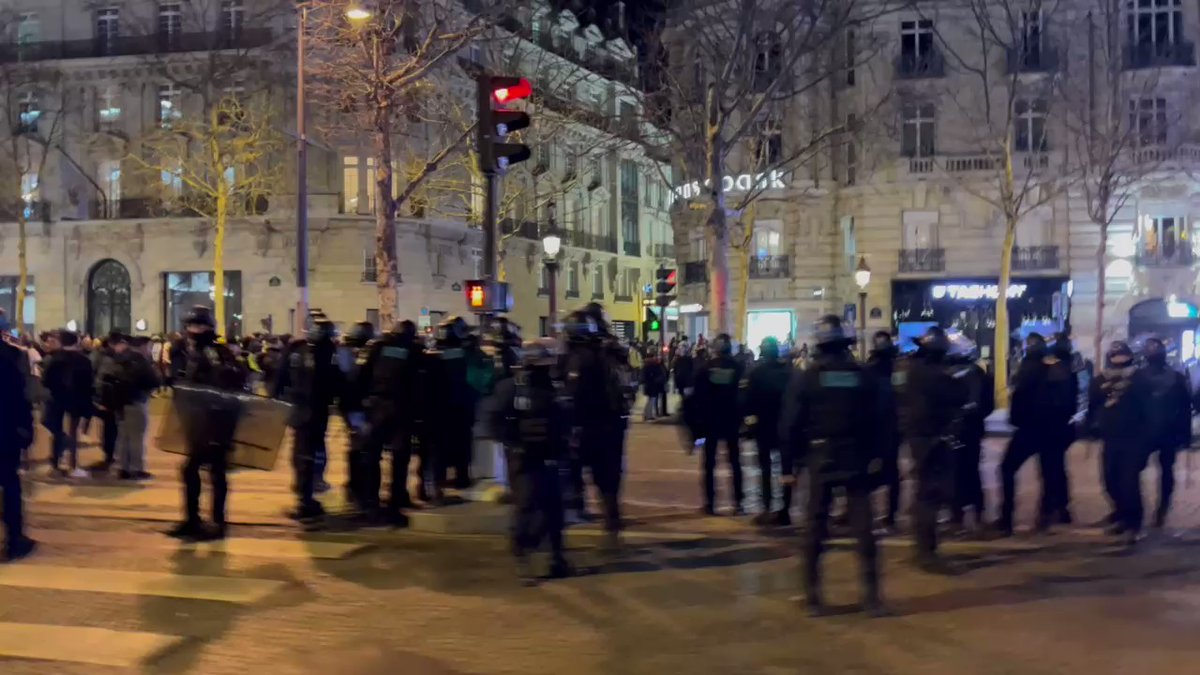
[42,349,95,417]
[274,338,342,427]
[118,351,161,406]
[642,359,668,397]
[562,335,624,430]
[1087,366,1146,443]
[0,341,33,454]
[1135,363,1192,448]
[673,354,695,392]
[358,332,425,422]
[692,355,744,434]
[743,357,791,446]
[948,359,994,442]
[896,352,965,440]
[865,349,900,451]
[488,368,567,462]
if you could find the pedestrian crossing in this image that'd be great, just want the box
[0,527,369,669]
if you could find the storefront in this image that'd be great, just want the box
[162,271,244,339]
[1128,296,1200,363]
[745,309,795,354]
[892,277,1070,359]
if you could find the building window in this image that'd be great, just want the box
[539,265,550,294]
[0,276,35,332]
[757,114,783,167]
[567,261,580,295]
[158,3,182,48]
[900,19,935,65]
[844,114,858,185]
[1130,97,1167,146]
[1014,99,1048,152]
[753,225,783,258]
[20,171,38,217]
[752,32,782,92]
[99,159,121,214]
[221,0,244,41]
[342,157,359,213]
[17,91,39,133]
[157,83,182,128]
[365,157,377,214]
[902,210,939,250]
[900,103,936,158]
[362,248,378,282]
[844,28,857,87]
[164,271,243,339]
[98,85,121,130]
[564,144,577,179]
[592,264,604,298]
[620,159,639,252]
[97,8,120,54]
[590,157,603,188]
[161,161,182,195]
[1127,0,1183,50]
[1020,10,1043,64]
[18,12,40,46]
[1139,215,1189,264]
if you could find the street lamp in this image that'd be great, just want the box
[542,200,561,336]
[855,256,871,360]
[345,4,372,20]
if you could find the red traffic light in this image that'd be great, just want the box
[466,280,487,309]
[492,78,532,105]
[666,270,677,285]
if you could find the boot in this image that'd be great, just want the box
[771,510,792,527]
[914,553,959,576]
[1153,507,1167,529]
[165,520,207,541]
[751,511,773,527]
[548,556,574,579]
[516,556,537,587]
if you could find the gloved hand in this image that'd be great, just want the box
[347,411,368,432]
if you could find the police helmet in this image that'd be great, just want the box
[946,331,978,361]
[1143,335,1168,363]
[712,333,735,357]
[871,330,895,354]
[1105,341,1135,369]
[581,302,610,333]
[392,319,418,340]
[812,315,851,347]
[346,321,375,346]
[1050,331,1073,358]
[183,305,216,330]
[759,336,780,361]
[437,315,470,341]
[918,325,950,355]
[307,316,337,343]
[521,337,559,367]
[563,310,600,340]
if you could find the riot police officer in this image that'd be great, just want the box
[337,321,374,512]
[896,326,964,572]
[275,314,343,522]
[692,333,746,515]
[864,331,901,530]
[744,336,792,525]
[490,337,573,585]
[781,316,884,617]
[1135,336,1192,529]
[427,316,475,495]
[946,333,994,532]
[1087,341,1149,545]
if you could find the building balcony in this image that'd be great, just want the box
[905,151,1050,176]
[500,219,540,240]
[0,28,274,63]
[1137,246,1194,268]
[1124,143,1200,167]
[894,50,946,80]
[683,260,708,284]
[1011,245,1060,271]
[748,255,790,279]
[1006,45,1061,74]
[1124,41,1196,70]
[623,239,641,256]
[0,200,50,223]
[565,229,617,253]
[899,248,945,273]
[651,243,676,259]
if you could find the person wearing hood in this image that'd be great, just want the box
[1087,341,1151,545]
[1133,337,1192,529]
[998,332,1079,536]
[864,331,902,530]
[744,337,793,525]
[895,326,966,572]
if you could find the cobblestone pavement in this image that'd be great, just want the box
[10,410,1200,672]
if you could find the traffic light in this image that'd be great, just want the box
[655,267,677,307]
[644,306,661,335]
[464,279,513,314]
[477,75,532,174]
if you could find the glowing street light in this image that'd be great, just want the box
[345,4,372,21]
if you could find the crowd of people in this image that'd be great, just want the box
[0,302,1193,613]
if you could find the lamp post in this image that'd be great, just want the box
[541,200,561,336]
[295,2,372,335]
[854,256,871,360]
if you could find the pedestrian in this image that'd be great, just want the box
[93,332,126,471]
[1134,336,1192,529]
[946,334,994,533]
[642,354,667,420]
[691,333,746,516]
[781,315,885,617]
[115,336,159,480]
[490,337,574,585]
[864,331,902,531]
[41,330,93,478]
[426,316,475,496]
[1086,341,1149,546]
[744,336,792,526]
[167,306,247,542]
[1,316,35,561]
[998,332,1078,536]
[895,326,965,573]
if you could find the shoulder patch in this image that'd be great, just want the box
[441,348,464,360]
[709,368,736,385]
[820,371,860,388]
[891,371,907,386]
[382,346,409,360]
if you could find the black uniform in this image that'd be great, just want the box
[1135,355,1192,527]
[562,330,626,534]
[336,335,372,509]
[896,343,965,562]
[1000,345,1078,533]
[357,327,425,515]
[275,334,342,516]
[1,337,35,559]
[490,365,571,578]
[781,338,882,614]
[426,330,474,492]
[865,345,902,527]
[692,352,746,514]
[1087,360,1149,535]
[948,358,994,527]
[743,352,792,521]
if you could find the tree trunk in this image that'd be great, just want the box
[374,106,399,330]
[213,207,227,339]
[15,213,26,332]
[706,123,730,336]
[734,204,757,345]
[994,219,1017,409]
[1093,219,1107,364]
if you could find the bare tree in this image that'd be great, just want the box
[646,0,899,335]
[129,95,281,335]
[923,0,1074,406]
[305,0,484,328]
[1058,0,1188,361]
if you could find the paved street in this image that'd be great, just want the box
[7,410,1200,673]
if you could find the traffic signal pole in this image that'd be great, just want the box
[483,171,497,281]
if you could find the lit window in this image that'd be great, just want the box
[99,159,121,212]
[1014,99,1048,152]
[157,83,182,128]
[900,103,936,158]
[20,172,38,218]
[17,91,39,133]
[98,85,121,130]
[365,157,377,214]
[161,162,182,194]
[342,157,360,213]
[158,3,182,44]
[221,0,244,41]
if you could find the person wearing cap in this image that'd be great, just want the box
[489,337,573,584]
[166,305,246,541]
[743,336,793,526]
[1133,336,1192,530]
[692,333,747,516]
[1087,341,1150,545]
[895,325,966,573]
[781,315,885,616]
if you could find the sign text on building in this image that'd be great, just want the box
[672,170,789,200]
[931,283,1028,301]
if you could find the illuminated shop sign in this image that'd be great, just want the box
[672,170,789,200]
[931,283,1028,301]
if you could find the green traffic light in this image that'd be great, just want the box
[650,320,660,331]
